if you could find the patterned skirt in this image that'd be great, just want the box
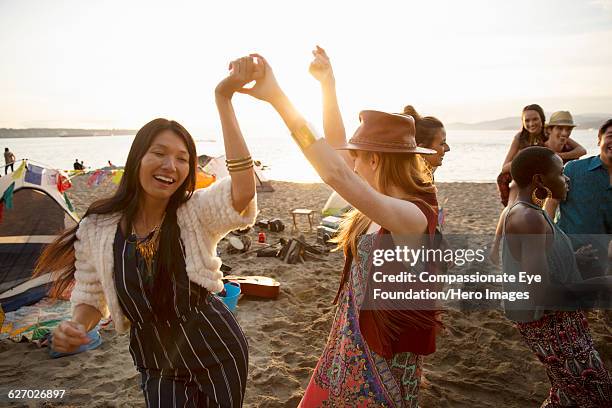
[516,311,612,407]
[298,291,423,407]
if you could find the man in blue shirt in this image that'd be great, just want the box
[546,119,612,278]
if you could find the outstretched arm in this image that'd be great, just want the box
[557,137,586,161]
[215,57,258,213]
[240,54,427,235]
[309,46,352,167]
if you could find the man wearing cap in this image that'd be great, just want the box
[546,118,612,278]
[544,111,586,164]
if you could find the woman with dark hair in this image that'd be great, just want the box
[502,146,612,407]
[401,105,449,177]
[498,104,548,207]
[244,53,441,407]
[36,57,260,407]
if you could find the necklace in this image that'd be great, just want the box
[132,213,165,273]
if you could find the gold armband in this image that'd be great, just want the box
[226,156,252,165]
[291,123,319,150]
[226,156,254,173]
[227,162,254,172]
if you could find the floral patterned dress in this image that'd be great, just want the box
[299,232,422,407]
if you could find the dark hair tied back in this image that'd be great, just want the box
[401,105,443,147]
[402,105,422,122]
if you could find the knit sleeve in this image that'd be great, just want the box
[189,176,257,238]
[70,218,109,318]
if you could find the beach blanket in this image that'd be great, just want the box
[0,297,103,357]
[0,298,72,343]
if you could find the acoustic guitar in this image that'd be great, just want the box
[222,275,280,299]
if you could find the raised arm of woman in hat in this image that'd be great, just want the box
[308,46,353,168]
[239,54,427,235]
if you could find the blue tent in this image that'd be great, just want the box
[0,162,79,312]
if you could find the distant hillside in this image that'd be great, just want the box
[447,113,610,131]
[0,128,136,138]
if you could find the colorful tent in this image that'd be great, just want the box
[0,161,79,312]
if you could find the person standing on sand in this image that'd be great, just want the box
[241,52,441,407]
[35,57,260,407]
[501,146,612,407]
[4,147,16,174]
[545,119,612,279]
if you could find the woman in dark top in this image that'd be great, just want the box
[502,146,612,407]
[39,56,260,407]
[113,226,248,406]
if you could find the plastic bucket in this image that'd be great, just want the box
[218,282,241,312]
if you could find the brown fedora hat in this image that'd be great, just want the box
[546,111,577,128]
[337,110,436,154]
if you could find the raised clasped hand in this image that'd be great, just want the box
[232,53,284,104]
[308,45,333,84]
[215,56,265,99]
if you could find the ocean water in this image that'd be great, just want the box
[1,130,601,183]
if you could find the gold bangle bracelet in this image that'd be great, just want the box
[226,156,252,165]
[227,159,253,169]
[227,163,254,172]
[291,123,318,150]
[227,164,254,172]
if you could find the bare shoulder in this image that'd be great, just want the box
[505,204,548,235]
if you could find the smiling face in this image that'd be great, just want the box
[138,129,190,205]
[547,125,573,149]
[599,126,612,165]
[523,109,543,135]
[422,127,449,168]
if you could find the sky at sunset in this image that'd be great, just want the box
[1,0,611,137]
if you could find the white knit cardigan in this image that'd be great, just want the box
[70,177,257,334]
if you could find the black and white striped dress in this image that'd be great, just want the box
[113,226,248,408]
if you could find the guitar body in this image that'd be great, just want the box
[223,275,280,299]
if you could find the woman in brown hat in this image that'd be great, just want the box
[308,46,450,179]
[240,54,441,407]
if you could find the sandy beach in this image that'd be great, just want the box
[1,177,610,407]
